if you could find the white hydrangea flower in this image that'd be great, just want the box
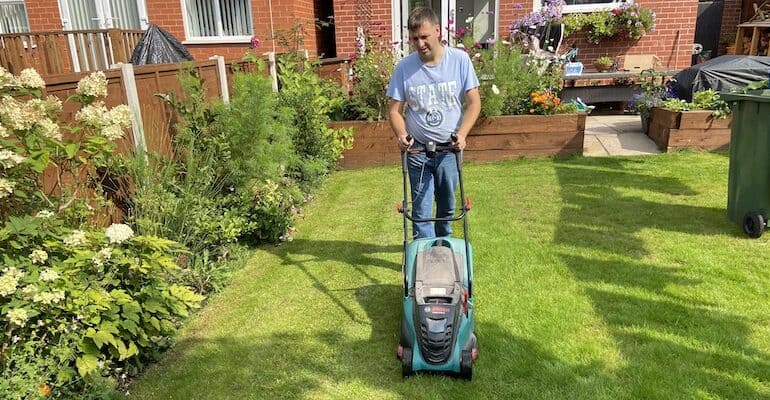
[456,43,465,49]
[37,118,61,141]
[465,16,474,23]
[0,267,23,296]
[0,96,43,131]
[29,249,48,264]
[33,290,65,305]
[17,68,45,89]
[0,149,25,168]
[100,124,124,140]
[92,247,113,267]
[40,268,60,282]
[21,284,37,296]
[107,105,132,128]
[63,229,86,247]
[491,84,500,95]
[7,308,28,326]
[0,124,6,138]
[35,210,54,218]
[75,101,108,127]
[105,223,133,244]
[0,178,15,198]
[0,67,14,87]
[76,71,108,98]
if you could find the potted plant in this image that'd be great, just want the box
[629,69,668,134]
[593,55,615,72]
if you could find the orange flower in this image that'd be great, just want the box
[39,384,52,396]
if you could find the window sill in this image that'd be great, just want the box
[183,37,252,45]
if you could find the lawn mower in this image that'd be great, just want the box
[395,136,478,380]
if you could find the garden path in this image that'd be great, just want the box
[584,115,661,157]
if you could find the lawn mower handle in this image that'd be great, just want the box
[399,134,473,298]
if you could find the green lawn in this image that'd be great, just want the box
[126,152,770,399]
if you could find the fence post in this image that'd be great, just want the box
[117,63,147,158]
[209,55,230,103]
[267,51,278,92]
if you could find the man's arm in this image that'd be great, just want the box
[453,87,481,150]
[388,99,413,150]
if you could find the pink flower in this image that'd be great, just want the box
[250,36,261,47]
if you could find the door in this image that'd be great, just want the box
[393,0,497,55]
[58,0,148,71]
[693,0,724,62]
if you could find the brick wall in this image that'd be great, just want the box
[334,0,392,58]
[498,0,697,70]
[25,0,63,30]
[721,0,742,54]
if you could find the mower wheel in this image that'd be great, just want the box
[460,350,473,381]
[401,347,413,378]
[743,212,766,238]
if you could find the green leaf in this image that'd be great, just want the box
[92,329,115,349]
[75,354,99,377]
[65,143,80,158]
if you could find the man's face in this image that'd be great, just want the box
[409,21,441,61]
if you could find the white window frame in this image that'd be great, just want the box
[533,0,630,14]
[180,0,254,44]
[0,0,30,34]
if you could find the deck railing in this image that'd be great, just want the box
[0,29,144,76]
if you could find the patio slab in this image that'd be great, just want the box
[584,115,660,156]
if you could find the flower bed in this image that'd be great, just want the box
[647,107,731,152]
[331,113,586,169]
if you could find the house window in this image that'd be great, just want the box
[183,0,253,42]
[0,0,29,33]
[534,0,629,14]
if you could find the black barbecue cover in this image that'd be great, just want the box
[672,55,770,101]
[130,24,194,65]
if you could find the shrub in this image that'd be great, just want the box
[0,216,202,398]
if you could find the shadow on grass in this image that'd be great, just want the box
[553,159,735,257]
[148,291,619,399]
[555,157,770,398]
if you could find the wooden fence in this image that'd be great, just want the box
[41,56,268,160]
[0,29,144,76]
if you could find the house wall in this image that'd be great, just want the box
[721,0,742,54]
[23,0,320,61]
[333,0,392,58]
[499,0,697,70]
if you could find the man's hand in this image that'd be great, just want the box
[453,135,467,151]
[397,135,413,151]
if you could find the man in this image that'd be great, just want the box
[386,7,481,239]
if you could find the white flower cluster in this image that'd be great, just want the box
[108,105,132,127]
[29,249,48,264]
[92,247,112,267]
[37,118,61,141]
[28,96,63,115]
[63,229,87,247]
[77,71,108,98]
[0,67,14,87]
[75,101,107,127]
[0,125,7,138]
[0,177,15,199]
[0,149,25,168]
[16,68,45,89]
[0,267,23,296]
[35,210,54,218]
[33,290,65,305]
[105,223,134,244]
[21,284,37,296]
[0,96,44,131]
[7,308,28,326]
[39,268,60,282]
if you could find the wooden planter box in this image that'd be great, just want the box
[330,113,586,169]
[647,108,732,152]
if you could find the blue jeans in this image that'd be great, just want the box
[407,150,458,239]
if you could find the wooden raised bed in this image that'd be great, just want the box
[330,113,586,169]
[647,107,732,152]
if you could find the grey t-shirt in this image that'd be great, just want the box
[387,46,480,144]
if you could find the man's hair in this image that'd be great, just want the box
[407,7,439,31]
